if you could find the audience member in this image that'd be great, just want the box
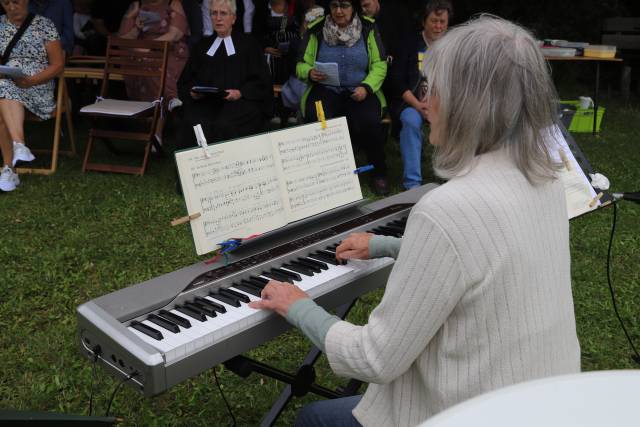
[201,0,254,35]
[297,0,389,195]
[252,15,580,427]
[392,0,451,189]
[89,0,132,54]
[71,0,94,54]
[359,0,410,62]
[28,0,73,54]
[176,0,272,150]
[118,0,190,123]
[0,0,64,191]
[182,0,204,48]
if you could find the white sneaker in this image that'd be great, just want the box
[13,142,35,166]
[0,166,20,192]
[168,98,183,112]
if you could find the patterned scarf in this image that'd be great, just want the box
[322,14,362,47]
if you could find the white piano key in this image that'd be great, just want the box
[128,326,174,354]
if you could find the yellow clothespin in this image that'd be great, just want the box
[171,212,202,227]
[193,124,210,158]
[315,100,327,129]
[558,149,572,171]
[589,192,604,208]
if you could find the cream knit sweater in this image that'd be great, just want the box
[320,149,581,426]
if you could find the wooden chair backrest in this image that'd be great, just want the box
[100,37,170,100]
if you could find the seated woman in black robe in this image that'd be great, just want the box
[176,0,272,150]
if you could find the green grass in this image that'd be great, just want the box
[1,89,639,426]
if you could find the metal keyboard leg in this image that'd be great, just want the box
[223,298,363,427]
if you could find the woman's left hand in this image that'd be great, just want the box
[248,280,309,317]
[350,86,368,102]
[225,89,242,101]
[14,76,36,88]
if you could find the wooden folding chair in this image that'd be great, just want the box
[16,75,76,175]
[80,37,169,175]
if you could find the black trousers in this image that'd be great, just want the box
[304,85,387,177]
[175,97,265,151]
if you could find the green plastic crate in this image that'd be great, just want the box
[561,100,605,133]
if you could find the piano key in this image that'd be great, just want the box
[175,305,207,322]
[140,320,191,350]
[246,277,267,289]
[308,252,339,266]
[297,257,329,270]
[220,288,251,303]
[158,309,191,328]
[195,296,227,313]
[250,275,269,285]
[147,313,179,333]
[281,263,314,277]
[228,286,261,303]
[129,326,174,353]
[261,270,291,283]
[186,301,218,317]
[272,267,302,282]
[292,259,323,273]
[208,292,242,308]
[233,282,262,297]
[130,321,163,340]
[241,279,266,291]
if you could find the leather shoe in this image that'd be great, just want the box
[371,177,390,196]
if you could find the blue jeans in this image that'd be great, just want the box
[294,395,363,427]
[399,107,425,189]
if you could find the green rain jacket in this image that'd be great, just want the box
[296,15,388,117]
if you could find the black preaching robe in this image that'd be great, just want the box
[176,32,273,148]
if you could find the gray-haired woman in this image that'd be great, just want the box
[250,16,580,427]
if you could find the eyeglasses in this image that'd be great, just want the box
[210,10,232,18]
[329,2,353,10]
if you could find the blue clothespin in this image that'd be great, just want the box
[354,164,375,174]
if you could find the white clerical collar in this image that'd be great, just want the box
[207,35,236,57]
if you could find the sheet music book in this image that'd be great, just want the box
[79,99,156,116]
[547,125,600,219]
[176,117,363,255]
[0,65,26,79]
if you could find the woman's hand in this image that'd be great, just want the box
[225,89,241,101]
[350,86,368,102]
[190,91,205,100]
[248,280,310,317]
[416,101,429,120]
[265,47,282,57]
[309,69,327,82]
[14,76,36,88]
[336,232,373,261]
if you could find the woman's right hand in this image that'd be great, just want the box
[265,47,282,57]
[190,91,204,100]
[336,232,374,261]
[309,69,327,82]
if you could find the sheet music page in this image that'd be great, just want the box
[271,117,363,222]
[175,135,287,255]
[546,125,599,219]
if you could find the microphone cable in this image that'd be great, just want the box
[105,372,138,417]
[88,346,101,416]
[606,201,640,365]
[213,366,237,427]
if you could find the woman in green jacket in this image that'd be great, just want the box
[296,0,389,195]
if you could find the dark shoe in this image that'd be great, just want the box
[371,177,390,196]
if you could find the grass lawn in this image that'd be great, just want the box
[1,86,639,426]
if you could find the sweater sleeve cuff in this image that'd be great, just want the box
[286,298,340,352]
[361,83,374,95]
[368,234,402,259]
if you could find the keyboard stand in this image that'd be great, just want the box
[223,298,363,427]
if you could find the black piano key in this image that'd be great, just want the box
[296,257,328,271]
[291,258,322,273]
[384,224,405,234]
[220,288,250,303]
[262,270,291,283]
[131,321,163,340]
[186,301,217,318]
[282,263,314,277]
[376,226,402,237]
[195,296,227,313]
[209,292,242,308]
[175,305,207,322]
[245,278,267,290]
[323,246,337,253]
[147,314,179,333]
[158,309,191,328]
[272,267,302,282]
[250,275,269,285]
[232,282,262,298]
[309,251,339,266]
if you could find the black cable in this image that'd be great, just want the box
[88,346,101,416]
[213,366,237,427]
[606,202,640,365]
[105,372,138,417]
